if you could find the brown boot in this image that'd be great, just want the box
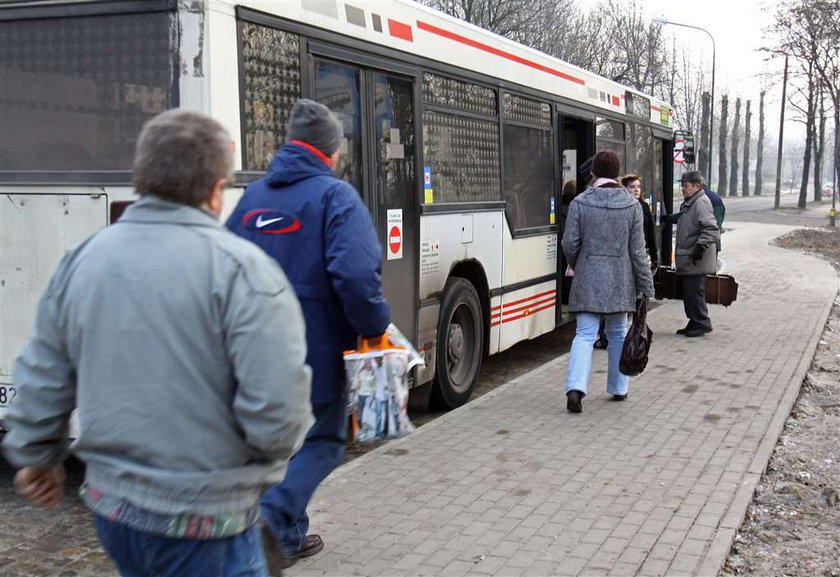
[262,525,325,575]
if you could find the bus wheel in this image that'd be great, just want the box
[433,277,483,409]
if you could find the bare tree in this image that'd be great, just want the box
[418,0,569,45]
[813,87,827,201]
[601,0,666,93]
[718,95,729,196]
[771,0,833,208]
[755,91,766,195]
[729,98,741,197]
[742,100,752,196]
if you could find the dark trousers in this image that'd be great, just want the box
[682,274,712,330]
[260,395,347,555]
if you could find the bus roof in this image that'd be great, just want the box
[235,0,673,128]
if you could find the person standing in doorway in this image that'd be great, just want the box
[2,109,314,577]
[674,170,720,337]
[621,173,659,273]
[226,99,390,571]
[561,150,654,413]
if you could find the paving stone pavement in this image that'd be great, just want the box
[289,221,839,577]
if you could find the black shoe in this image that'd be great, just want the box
[676,323,693,335]
[567,390,583,413]
[593,338,608,349]
[612,394,627,401]
[702,325,713,333]
[683,328,706,337]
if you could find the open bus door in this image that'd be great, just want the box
[557,115,595,321]
[658,136,675,267]
[311,56,418,349]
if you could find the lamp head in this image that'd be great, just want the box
[653,16,669,24]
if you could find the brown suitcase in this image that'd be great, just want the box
[655,268,738,307]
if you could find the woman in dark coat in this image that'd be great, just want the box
[621,173,659,272]
[561,151,655,413]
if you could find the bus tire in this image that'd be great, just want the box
[432,277,484,409]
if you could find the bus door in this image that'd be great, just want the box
[656,136,674,267]
[312,58,418,344]
[557,114,595,317]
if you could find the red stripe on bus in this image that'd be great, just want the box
[416,21,585,86]
[501,295,556,317]
[388,19,413,41]
[501,289,556,309]
[491,304,501,312]
[651,105,663,112]
[501,301,555,324]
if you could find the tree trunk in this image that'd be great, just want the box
[729,98,741,197]
[813,90,825,202]
[699,92,710,178]
[834,90,840,215]
[799,85,814,209]
[775,57,788,210]
[718,95,729,196]
[754,91,765,196]
[742,100,751,196]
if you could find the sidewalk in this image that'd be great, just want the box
[290,222,838,577]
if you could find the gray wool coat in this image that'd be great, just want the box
[674,190,720,275]
[562,184,655,314]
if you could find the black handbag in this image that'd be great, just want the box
[619,298,653,377]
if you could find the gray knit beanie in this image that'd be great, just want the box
[285,99,343,156]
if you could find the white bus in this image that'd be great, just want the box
[0,0,675,422]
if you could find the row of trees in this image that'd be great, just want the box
[769,0,839,208]
[416,0,839,207]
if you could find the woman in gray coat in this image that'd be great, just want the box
[561,150,655,413]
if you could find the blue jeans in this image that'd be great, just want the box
[566,312,630,396]
[260,395,347,555]
[93,516,267,577]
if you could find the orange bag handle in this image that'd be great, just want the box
[358,334,389,352]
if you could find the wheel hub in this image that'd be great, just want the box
[447,323,464,368]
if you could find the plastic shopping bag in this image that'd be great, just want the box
[343,324,424,443]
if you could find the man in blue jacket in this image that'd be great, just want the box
[703,185,726,253]
[226,99,390,569]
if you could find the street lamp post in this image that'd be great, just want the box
[654,17,716,186]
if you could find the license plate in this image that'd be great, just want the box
[0,384,18,409]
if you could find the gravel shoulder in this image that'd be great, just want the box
[723,226,840,576]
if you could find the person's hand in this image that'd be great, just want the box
[14,464,65,509]
[690,244,706,264]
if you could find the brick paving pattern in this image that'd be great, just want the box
[289,222,838,577]
[0,221,836,576]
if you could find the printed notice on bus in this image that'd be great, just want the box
[546,234,558,260]
[420,240,441,277]
[387,209,403,260]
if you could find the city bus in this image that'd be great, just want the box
[0,0,675,423]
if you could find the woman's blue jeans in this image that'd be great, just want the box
[565,312,630,397]
[93,516,267,577]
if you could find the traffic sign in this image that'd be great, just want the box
[387,209,403,260]
[674,138,685,164]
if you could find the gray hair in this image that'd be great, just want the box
[133,109,233,207]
